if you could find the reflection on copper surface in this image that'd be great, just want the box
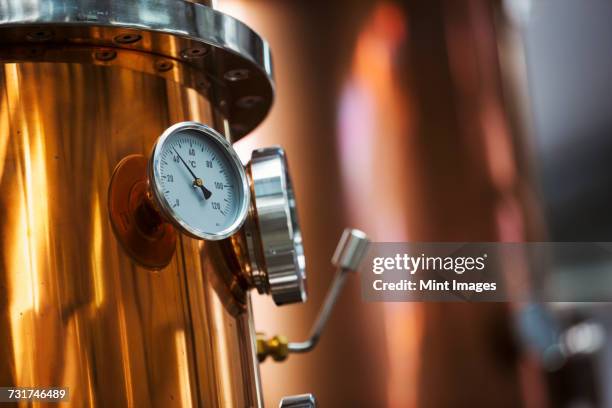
[338,2,410,241]
[210,281,235,408]
[338,5,422,407]
[219,1,392,406]
[91,192,106,309]
[5,63,49,389]
[175,329,194,408]
[0,80,8,183]
[116,277,134,407]
[447,10,549,406]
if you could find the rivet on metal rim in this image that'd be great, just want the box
[224,68,250,82]
[94,50,117,61]
[154,59,174,72]
[26,29,53,42]
[114,33,142,44]
[181,47,208,60]
[236,95,264,109]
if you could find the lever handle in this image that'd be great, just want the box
[257,228,370,361]
[332,228,370,270]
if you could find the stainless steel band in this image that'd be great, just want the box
[0,0,274,139]
[247,146,307,305]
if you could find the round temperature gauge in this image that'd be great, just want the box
[148,122,250,240]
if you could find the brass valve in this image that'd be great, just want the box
[256,333,289,362]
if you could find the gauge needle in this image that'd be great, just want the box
[172,147,212,199]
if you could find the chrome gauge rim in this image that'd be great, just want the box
[148,121,250,241]
[248,146,307,305]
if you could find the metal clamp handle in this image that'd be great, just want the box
[257,228,370,361]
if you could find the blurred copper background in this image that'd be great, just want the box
[0,0,612,408]
[218,0,549,407]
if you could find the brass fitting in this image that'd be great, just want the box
[256,333,289,362]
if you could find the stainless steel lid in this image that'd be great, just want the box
[0,0,274,139]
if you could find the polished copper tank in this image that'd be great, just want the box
[0,1,274,406]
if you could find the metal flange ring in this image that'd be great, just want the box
[0,0,274,139]
[246,147,307,305]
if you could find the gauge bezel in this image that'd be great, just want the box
[247,146,307,305]
[148,121,250,241]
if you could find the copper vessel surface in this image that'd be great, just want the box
[0,62,261,407]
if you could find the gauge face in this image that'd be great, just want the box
[149,122,250,240]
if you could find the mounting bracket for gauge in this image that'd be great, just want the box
[245,147,307,305]
[108,154,177,269]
